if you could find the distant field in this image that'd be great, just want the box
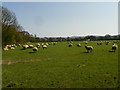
[2,41,119,88]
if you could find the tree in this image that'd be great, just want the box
[2,7,18,31]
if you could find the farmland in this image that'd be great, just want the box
[2,41,119,88]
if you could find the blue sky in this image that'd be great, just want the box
[2,2,118,37]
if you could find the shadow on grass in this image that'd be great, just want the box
[109,50,115,52]
[29,52,35,54]
[82,52,89,53]
[20,48,25,50]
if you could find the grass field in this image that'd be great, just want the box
[2,41,119,88]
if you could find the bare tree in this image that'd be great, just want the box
[2,7,18,31]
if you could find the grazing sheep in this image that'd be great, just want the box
[46,43,49,46]
[11,44,17,47]
[18,44,21,47]
[41,43,44,47]
[85,45,93,53]
[85,41,88,44]
[97,41,102,45]
[77,44,81,47]
[33,47,38,52]
[10,47,15,50]
[114,41,118,43]
[22,45,29,49]
[29,45,34,48]
[42,45,47,49]
[37,43,41,48]
[105,41,110,45]
[53,42,56,45]
[112,44,117,52]
[68,44,73,47]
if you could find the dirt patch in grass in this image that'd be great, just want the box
[2,58,53,65]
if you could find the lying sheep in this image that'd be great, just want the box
[7,45,12,49]
[112,44,117,52]
[85,45,93,53]
[42,45,47,49]
[33,47,38,52]
[77,44,81,47]
[3,47,8,51]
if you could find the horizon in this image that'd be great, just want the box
[2,2,118,37]
[38,34,119,38]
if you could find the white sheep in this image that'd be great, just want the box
[3,47,8,51]
[112,44,117,52]
[97,41,102,45]
[11,44,17,47]
[77,44,81,47]
[10,47,15,50]
[33,47,38,52]
[42,45,47,49]
[85,45,93,53]
[37,43,41,48]
[22,45,29,49]
[105,41,110,45]
[85,41,88,44]
[29,45,34,48]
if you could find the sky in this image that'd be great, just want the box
[2,2,118,37]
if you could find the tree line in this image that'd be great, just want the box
[2,6,120,47]
[2,7,37,46]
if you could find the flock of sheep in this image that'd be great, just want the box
[3,42,57,52]
[3,40,119,53]
[67,40,118,53]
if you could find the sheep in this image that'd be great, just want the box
[33,47,38,52]
[18,44,21,47]
[42,45,47,49]
[111,44,117,52]
[22,45,29,49]
[10,47,15,50]
[29,45,34,48]
[113,41,119,43]
[105,41,110,45]
[37,43,41,48]
[41,43,44,47]
[53,42,56,45]
[46,43,49,46]
[85,45,93,53]
[11,44,17,47]
[68,44,73,47]
[3,47,8,51]
[7,45,12,49]
[97,41,102,45]
[77,44,81,47]
[85,41,88,44]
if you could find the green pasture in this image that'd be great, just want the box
[2,41,119,88]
